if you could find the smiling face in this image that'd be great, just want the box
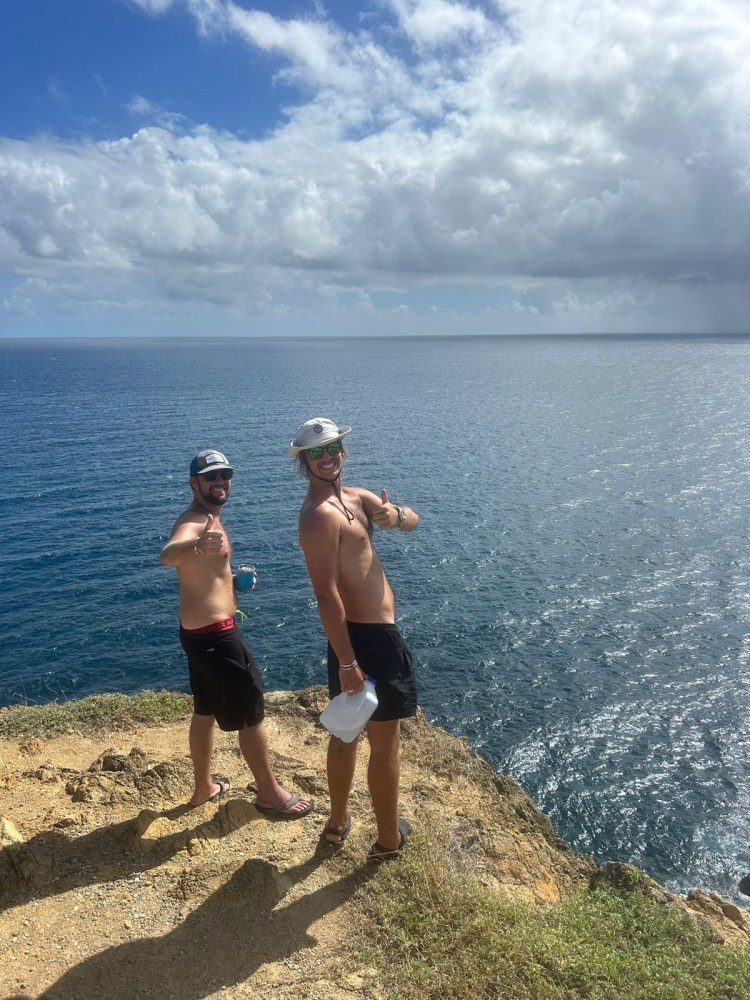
[301,439,346,482]
[191,469,232,507]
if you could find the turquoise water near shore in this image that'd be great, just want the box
[2,334,749,901]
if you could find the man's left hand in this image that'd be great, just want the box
[340,663,366,694]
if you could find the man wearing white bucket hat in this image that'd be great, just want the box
[289,418,419,861]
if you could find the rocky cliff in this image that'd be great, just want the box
[1,689,748,999]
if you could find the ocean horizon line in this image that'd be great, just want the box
[2,331,750,346]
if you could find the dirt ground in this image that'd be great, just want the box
[1,690,747,999]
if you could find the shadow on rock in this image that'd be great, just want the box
[37,856,366,1000]
[0,797,258,910]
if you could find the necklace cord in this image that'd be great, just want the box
[308,467,356,523]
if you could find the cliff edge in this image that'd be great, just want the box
[1,689,748,999]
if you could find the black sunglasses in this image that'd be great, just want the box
[201,469,233,481]
[305,441,343,460]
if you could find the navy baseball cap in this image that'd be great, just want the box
[189,449,234,476]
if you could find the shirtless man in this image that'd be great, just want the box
[290,419,419,860]
[160,448,312,819]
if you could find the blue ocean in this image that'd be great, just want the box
[2,334,749,902]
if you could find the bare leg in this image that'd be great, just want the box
[326,735,359,840]
[188,712,223,806]
[366,719,401,851]
[238,721,311,816]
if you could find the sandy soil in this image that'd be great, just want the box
[0,689,746,1000]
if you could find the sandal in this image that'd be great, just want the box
[368,818,411,863]
[321,815,352,850]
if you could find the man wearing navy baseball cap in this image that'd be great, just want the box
[160,447,312,819]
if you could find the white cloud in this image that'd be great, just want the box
[127,96,187,129]
[387,0,490,49]
[2,0,750,335]
[129,0,178,13]
[552,289,644,316]
[46,77,67,104]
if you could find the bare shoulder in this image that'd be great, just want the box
[299,496,340,536]
[168,505,203,539]
[175,505,204,526]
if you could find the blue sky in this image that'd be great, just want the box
[1,0,749,337]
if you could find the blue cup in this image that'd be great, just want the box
[235,564,256,593]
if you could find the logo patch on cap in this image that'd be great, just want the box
[313,424,323,433]
[204,453,223,465]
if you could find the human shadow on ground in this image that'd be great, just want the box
[29,855,367,1000]
[0,798,260,910]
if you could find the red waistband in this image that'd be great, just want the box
[184,617,235,635]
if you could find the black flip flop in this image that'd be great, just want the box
[189,776,230,808]
[254,793,314,821]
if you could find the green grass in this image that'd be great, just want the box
[3,692,748,999]
[357,832,750,1000]
[0,690,192,738]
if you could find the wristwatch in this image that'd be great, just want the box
[394,504,406,527]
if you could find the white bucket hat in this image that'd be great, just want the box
[289,417,352,457]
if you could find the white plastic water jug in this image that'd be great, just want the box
[319,679,378,742]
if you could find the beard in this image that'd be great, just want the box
[197,481,230,505]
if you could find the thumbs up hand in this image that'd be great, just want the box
[371,488,398,530]
[194,514,225,555]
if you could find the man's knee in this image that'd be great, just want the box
[237,719,265,747]
[367,720,400,754]
[237,719,263,739]
[238,720,263,732]
[329,734,359,756]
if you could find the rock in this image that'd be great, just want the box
[53,816,78,829]
[0,816,24,845]
[133,761,189,806]
[136,815,177,847]
[31,765,63,783]
[686,890,750,943]
[65,749,191,805]
[216,797,255,834]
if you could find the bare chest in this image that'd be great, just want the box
[326,499,372,550]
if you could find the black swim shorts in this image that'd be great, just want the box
[179,624,265,731]
[327,621,418,722]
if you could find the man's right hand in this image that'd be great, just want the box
[195,514,224,556]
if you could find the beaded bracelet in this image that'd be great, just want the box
[339,660,358,671]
